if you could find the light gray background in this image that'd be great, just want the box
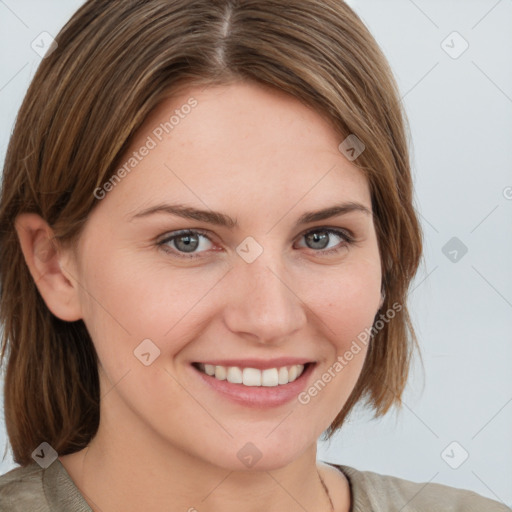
[0,0,511,507]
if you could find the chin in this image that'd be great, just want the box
[198,432,315,472]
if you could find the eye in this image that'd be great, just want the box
[157,227,354,259]
[295,227,354,255]
[157,229,214,259]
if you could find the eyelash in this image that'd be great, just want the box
[157,227,354,260]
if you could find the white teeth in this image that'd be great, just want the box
[261,368,279,387]
[204,364,216,376]
[243,368,261,386]
[278,367,288,384]
[227,366,243,384]
[214,366,226,380]
[197,363,306,386]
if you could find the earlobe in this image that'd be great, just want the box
[379,288,386,309]
[14,213,83,322]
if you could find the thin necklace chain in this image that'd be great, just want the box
[318,468,335,512]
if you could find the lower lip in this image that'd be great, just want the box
[192,363,315,408]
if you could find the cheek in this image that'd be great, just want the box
[303,257,382,347]
[77,248,221,359]
[297,260,380,414]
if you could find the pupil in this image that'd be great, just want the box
[177,234,198,253]
[307,231,328,249]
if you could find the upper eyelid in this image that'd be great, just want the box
[158,225,354,247]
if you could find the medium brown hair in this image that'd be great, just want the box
[0,0,423,466]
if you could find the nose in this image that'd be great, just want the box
[222,254,307,345]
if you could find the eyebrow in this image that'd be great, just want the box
[127,201,372,227]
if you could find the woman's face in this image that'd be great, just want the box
[65,81,382,470]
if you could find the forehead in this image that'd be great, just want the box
[139,80,350,164]
[96,81,371,223]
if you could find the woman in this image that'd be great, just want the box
[0,1,508,511]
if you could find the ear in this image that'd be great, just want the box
[14,213,83,322]
[378,287,386,309]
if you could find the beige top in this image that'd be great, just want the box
[0,458,509,511]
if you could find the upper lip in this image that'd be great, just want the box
[193,358,314,370]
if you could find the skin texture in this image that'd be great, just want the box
[15,81,384,512]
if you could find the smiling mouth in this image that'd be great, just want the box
[192,362,313,387]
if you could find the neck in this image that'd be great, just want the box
[59,408,337,512]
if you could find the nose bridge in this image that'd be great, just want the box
[223,247,306,342]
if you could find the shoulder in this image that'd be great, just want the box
[0,462,50,511]
[330,463,511,512]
